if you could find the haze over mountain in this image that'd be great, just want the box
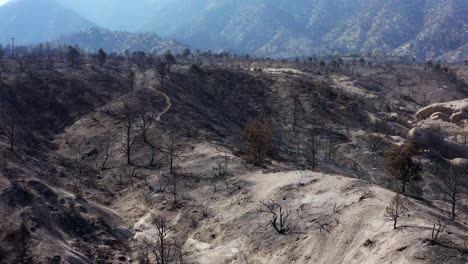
[56,0,159,31]
[0,0,94,44]
[55,27,187,54]
[0,0,185,53]
[138,0,467,61]
[1,0,466,60]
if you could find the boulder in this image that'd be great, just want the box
[429,112,450,122]
[416,99,468,125]
[450,111,468,124]
[450,158,468,168]
[408,127,468,159]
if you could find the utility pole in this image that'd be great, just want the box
[11,37,15,57]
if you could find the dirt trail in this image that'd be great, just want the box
[135,70,172,121]
[154,86,172,121]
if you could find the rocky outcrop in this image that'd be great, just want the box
[416,99,468,125]
[451,112,468,124]
[450,158,468,168]
[408,127,468,159]
[429,112,450,122]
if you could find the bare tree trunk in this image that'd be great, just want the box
[8,121,15,151]
[126,124,133,165]
[173,173,177,206]
[169,138,174,175]
[1,111,22,152]
[451,199,456,221]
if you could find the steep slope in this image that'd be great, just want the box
[20,0,465,61]
[53,63,468,263]
[0,0,95,44]
[392,0,467,62]
[0,55,467,263]
[0,59,134,263]
[436,44,468,64]
[54,27,187,54]
[136,0,467,61]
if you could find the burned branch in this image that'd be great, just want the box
[260,200,291,235]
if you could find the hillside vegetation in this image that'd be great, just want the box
[137,0,468,62]
[0,52,467,263]
[55,28,187,54]
[2,0,466,62]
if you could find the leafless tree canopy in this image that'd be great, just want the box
[117,100,142,166]
[153,216,183,264]
[439,165,466,221]
[134,216,183,264]
[385,194,408,229]
[260,200,291,235]
[430,218,447,245]
[0,107,22,152]
[305,128,320,170]
[6,222,34,264]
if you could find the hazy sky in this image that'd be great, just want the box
[0,0,8,5]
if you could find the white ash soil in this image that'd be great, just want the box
[49,65,468,264]
[55,124,468,264]
[128,143,468,264]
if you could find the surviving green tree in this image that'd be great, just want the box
[384,142,421,194]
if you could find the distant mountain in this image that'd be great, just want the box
[435,44,468,63]
[136,0,467,62]
[54,27,186,54]
[0,0,95,44]
[3,0,466,62]
[56,0,159,31]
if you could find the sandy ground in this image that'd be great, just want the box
[122,142,468,264]
[49,66,468,264]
